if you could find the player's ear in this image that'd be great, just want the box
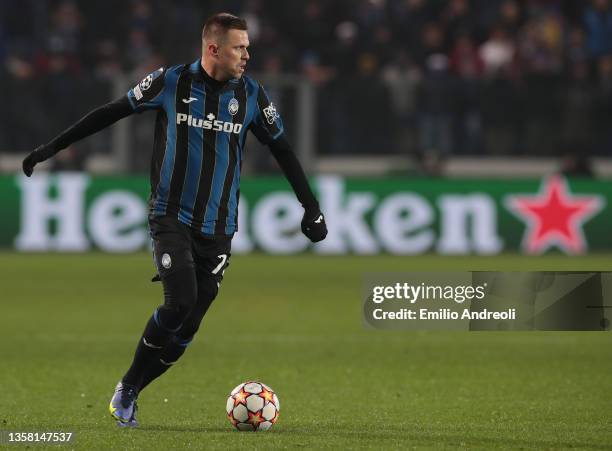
[208,43,219,57]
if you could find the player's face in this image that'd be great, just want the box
[218,29,250,79]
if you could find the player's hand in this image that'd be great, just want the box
[22,145,52,177]
[301,208,327,242]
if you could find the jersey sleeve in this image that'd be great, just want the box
[249,83,285,144]
[126,67,166,112]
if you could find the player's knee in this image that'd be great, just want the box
[176,276,219,334]
[177,318,202,342]
[177,304,207,340]
[173,333,195,348]
[159,268,198,328]
[158,335,192,366]
[153,306,182,333]
[164,268,198,309]
[198,276,219,304]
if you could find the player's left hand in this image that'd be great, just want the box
[22,145,53,177]
[301,208,327,242]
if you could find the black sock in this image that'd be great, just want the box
[121,311,179,388]
[138,335,192,391]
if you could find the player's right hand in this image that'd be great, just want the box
[22,145,51,177]
[301,208,328,243]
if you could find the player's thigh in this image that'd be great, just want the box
[173,236,231,337]
[149,215,195,279]
[192,235,232,295]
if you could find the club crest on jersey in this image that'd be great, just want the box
[228,98,239,116]
[263,103,279,125]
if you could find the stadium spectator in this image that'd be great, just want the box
[381,51,422,154]
[416,54,458,156]
[594,55,612,153]
[583,0,612,58]
[561,60,596,152]
[1,0,612,161]
[450,34,484,154]
[559,148,595,178]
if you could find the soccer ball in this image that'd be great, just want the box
[226,381,280,431]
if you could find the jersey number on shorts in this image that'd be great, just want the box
[212,254,228,275]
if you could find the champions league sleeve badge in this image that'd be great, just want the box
[139,74,153,91]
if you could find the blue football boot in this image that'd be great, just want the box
[109,382,139,427]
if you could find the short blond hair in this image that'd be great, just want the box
[202,13,248,43]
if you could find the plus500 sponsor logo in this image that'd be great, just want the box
[176,113,242,134]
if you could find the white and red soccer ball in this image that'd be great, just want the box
[226,381,280,431]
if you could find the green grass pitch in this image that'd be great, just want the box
[1,252,611,450]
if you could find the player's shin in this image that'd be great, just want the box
[122,267,198,387]
[138,335,193,391]
[137,283,217,391]
[121,311,179,387]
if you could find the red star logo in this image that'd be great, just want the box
[228,414,238,426]
[505,175,604,254]
[248,411,264,428]
[258,387,274,404]
[233,388,249,407]
[270,410,279,424]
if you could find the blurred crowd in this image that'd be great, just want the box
[1,0,612,164]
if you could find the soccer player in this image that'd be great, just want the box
[22,13,327,427]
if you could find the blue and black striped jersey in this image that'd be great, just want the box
[126,59,284,236]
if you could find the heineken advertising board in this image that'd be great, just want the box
[0,174,610,254]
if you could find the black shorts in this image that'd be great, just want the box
[149,215,232,284]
